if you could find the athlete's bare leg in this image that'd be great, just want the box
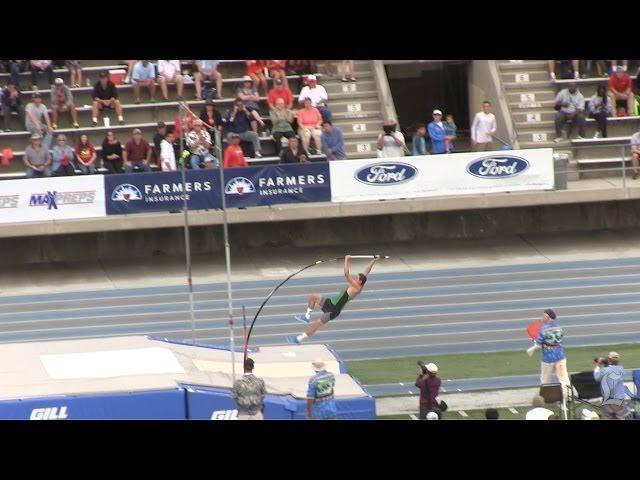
[307,294,322,311]
[305,316,327,337]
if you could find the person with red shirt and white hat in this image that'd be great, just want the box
[415,361,443,419]
[223,133,247,168]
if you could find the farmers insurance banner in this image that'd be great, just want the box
[0,175,105,224]
[223,162,330,208]
[105,170,216,215]
[330,148,554,203]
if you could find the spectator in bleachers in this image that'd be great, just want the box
[29,60,54,88]
[66,60,82,88]
[553,82,586,142]
[547,60,580,80]
[266,60,288,89]
[608,66,634,117]
[321,120,345,160]
[237,76,267,134]
[246,60,268,96]
[75,134,97,175]
[123,128,152,173]
[445,113,457,153]
[267,78,293,110]
[101,131,124,174]
[132,60,156,104]
[427,110,449,154]
[152,122,168,168]
[471,101,496,152]
[525,395,553,420]
[339,60,356,83]
[280,136,309,164]
[123,60,137,84]
[226,100,262,158]
[195,60,223,100]
[269,97,295,155]
[588,85,611,139]
[287,60,317,90]
[92,71,125,127]
[25,93,53,150]
[187,119,216,169]
[1,81,24,132]
[298,97,323,155]
[580,60,608,78]
[24,133,52,178]
[485,408,499,420]
[223,133,247,168]
[298,75,332,122]
[51,134,76,177]
[411,123,427,156]
[8,60,28,89]
[631,126,640,180]
[160,131,177,172]
[50,78,79,130]
[610,60,628,74]
[199,99,223,141]
[157,60,184,101]
[378,119,407,157]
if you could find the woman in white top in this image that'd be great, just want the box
[471,101,497,151]
[377,120,407,158]
[160,131,177,172]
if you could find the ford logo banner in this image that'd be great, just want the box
[355,162,418,186]
[466,155,530,179]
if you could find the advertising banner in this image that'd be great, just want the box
[0,175,105,224]
[329,148,554,203]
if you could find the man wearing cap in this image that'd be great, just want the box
[415,361,442,420]
[526,309,570,406]
[24,133,52,178]
[608,65,634,117]
[25,93,53,150]
[267,78,293,110]
[195,60,223,100]
[123,129,152,173]
[428,109,453,154]
[50,78,79,130]
[306,359,337,420]
[594,352,629,420]
[223,133,247,168]
[298,75,332,122]
[92,71,125,127]
[231,358,267,420]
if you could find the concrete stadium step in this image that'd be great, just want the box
[506,90,555,104]
[496,60,548,71]
[324,79,376,95]
[512,110,557,123]
[509,100,555,111]
[502,80,554,90]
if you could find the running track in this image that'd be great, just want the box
[2,256,640,361]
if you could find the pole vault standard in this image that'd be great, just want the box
[243,255,389,361]
[178,102,197,345]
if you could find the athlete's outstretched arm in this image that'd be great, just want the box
[362,255,381,276]
[344,255,352,280]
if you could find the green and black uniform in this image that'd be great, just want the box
[320,289,351,323]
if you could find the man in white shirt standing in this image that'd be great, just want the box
[157,60,184,101]
[299,75,332,122]
[525,395,554,420]
[160,131,177,172]
[471,101,497,152]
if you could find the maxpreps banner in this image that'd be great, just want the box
[223,162,330,209]
[330,148,554,203]
[105,170,216,215]
[0,175,105,224]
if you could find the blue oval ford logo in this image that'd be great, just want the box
[355,162,418,186]
[466,155,529,179]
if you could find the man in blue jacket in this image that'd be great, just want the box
[427,109,453,154]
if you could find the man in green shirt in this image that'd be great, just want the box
[287,255,380,344]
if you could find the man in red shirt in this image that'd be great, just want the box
[415,361,442,420]
[608,66,634,116]
[267,78,293,110]
[224,133,247,168]
[123,128,152,173]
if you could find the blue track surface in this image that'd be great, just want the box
[2,256,640,362]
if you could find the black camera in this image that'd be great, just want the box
[417,361,428,375]
[594,356,610,366]
[383,123,396,135]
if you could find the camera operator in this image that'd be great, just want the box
[377,119,408,158]
[593,352,629,420]
[415,361,443,419]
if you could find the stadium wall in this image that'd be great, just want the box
[5,200,640,265]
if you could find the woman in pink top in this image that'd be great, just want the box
[75,134,97,175]
[297,97,323,154]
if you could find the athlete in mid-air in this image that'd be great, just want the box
[287,255,380,344]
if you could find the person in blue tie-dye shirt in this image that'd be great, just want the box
[306,359,337,420]
[526,309,570,409]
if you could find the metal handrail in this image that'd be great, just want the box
[488,60,520,149]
